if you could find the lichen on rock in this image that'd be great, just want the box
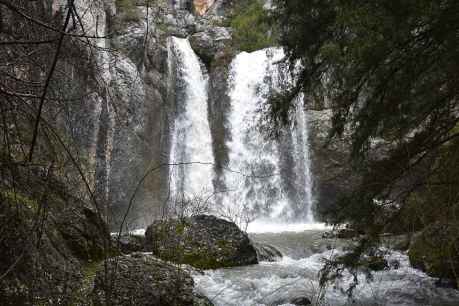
[145,215,258,269]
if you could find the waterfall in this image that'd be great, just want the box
[165,40,315,226]
[168,37,215,211]
[220,48,315,228]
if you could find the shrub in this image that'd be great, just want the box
[116,0,139,22]
[230,0,277,52]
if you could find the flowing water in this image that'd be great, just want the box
[167,44,315,225]
[168,37,215,205]
[220,48,315,226]
[161,41,459,306]
[193,229,459,306]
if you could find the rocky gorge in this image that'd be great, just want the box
[1,0,459,305]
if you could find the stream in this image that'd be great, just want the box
[192,227,459,306]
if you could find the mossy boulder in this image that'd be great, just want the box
[145,215,258,269]
[56,207,109,262]
[0,174,110,304]
[0,193,82,304]
[116,234,146,254]
[409,222,459,288]
[92,253,211,306]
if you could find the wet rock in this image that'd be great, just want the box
[271,296,312,306]
[290,296,312,305]
[145,215,258,269]
[92,253,202,305]
[116,234,146,254]
[193,292,214,306]
[253,242,282,262]
[365,256,389,271]
[189,26,232,67]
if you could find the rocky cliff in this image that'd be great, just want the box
[52,0,237,229]
[47,0,349,228]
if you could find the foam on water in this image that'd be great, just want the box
[168,37,215,202]
[247,221,330,233]
[193,245,459,306]
[220,48,316,226]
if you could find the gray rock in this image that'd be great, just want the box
[189,26,232,67]
[253,242,282,262]
[116,234,146,254]
[145,215,258,269]
[0,172,109,304]
[92,253,202,305]
[271,296,312,306]
[290,297,312,305]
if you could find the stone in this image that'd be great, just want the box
[290,297,312,305]
[116,234,146,254]
[57,207,109,262]
[272,296,312,306]
[91,253,204,305]
[194,0,216,15]
[0,174,109,304]
[253,242,282,262]
[145,215,258,269]
[189,26,232,67]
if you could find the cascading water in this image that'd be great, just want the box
[168,37,215,209]
[220,48,315,228]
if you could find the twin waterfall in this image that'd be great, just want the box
[167,37,314,227]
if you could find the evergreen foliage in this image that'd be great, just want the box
[270,0,459,289]
[230,0,277,52]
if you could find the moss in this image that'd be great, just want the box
[1,189,39,212]
[182,252,232,270]
[116,0,139,22]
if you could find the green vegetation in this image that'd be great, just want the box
[230,0,277,52]
[270,0,459,291]
[1,190,39,211]
[116,0,139,22]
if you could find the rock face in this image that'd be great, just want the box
[409,222,459,288]
[92,253,208,305]
[194,0,216,15]
[307,109,358,220]
[189,26,232,67]
[145,215,258,269]
[57,207,109,262]
[0,173,109,305]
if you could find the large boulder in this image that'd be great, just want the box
[116,234,146,254]
[409,222,459,288]
[56,207,109,262]
[145,215,258,269]
[0,179,109,305]
[0,198,81,305]
[92,253,210,305]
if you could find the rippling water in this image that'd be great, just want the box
[193,230,459,306]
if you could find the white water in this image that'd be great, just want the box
[193,230,459,306]
[219,48,315,227]
[168,37,215,206]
